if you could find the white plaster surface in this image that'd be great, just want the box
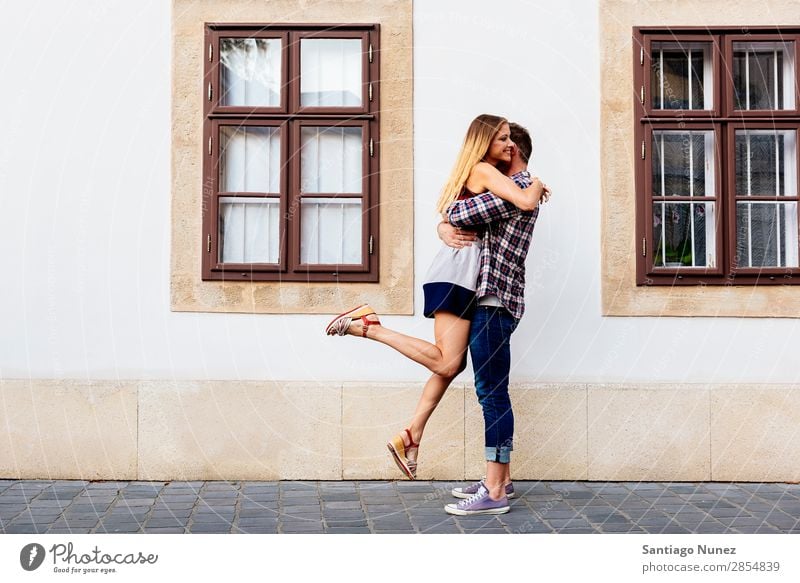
[1,0,800,386]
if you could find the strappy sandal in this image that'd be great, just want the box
[387,428,419,480]
[325,304,381,337]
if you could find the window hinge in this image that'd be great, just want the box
[640,85,645,105]
[208,136,212,156]
[207,234,212,253]
[369,138,374,157]
[642,237,646,257]
[640,46,644,65]
[641,140,646,160]
[368,43,373,63]
[369,82,373,102]
[209,43,213,62]
[208,82,213,101]
[368,235,374,255]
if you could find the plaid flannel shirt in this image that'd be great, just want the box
[447,170,540,321]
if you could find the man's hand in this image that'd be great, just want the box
[437,221,478,249]
[540,183,552,203]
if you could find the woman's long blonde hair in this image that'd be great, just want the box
[435,114,508,214]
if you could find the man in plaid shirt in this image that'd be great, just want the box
[440,123,547,514]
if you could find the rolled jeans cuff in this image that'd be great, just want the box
[484,445,512,464]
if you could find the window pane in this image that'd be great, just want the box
[735,130,797,196]
[650,42,712,110]
[733,42,795,110]
[220,126,281,193]
[653,202,715,267]
[300,126,363,193]
[652,131,715,197]
[300,198,362,264]
[220,38,281,107]
[219,197,280,263]
[736,202,799,268]
[300,39,362,107]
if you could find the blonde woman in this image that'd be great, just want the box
[325,114,545,479]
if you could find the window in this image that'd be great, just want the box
[634,28,800,285]
[202,24,380,282]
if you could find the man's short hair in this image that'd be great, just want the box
[509,122,532,163]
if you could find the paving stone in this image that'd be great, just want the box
[320,493,361,502]
[48,528,93,534]
[361,496,403,505]
[52,519,101,528]
[153,502,196,511]
[157,494,197,502]
[280,485,318,494]
[236,518,280,528]
[279,513,323,523]
[281,504,321,514]
[191,514,234,524]
[5,524,51,533]
[323,501,363,510]
[239,508,280,519]
[364,504,405,515]
[281,523,324,533]
[547,518,593,529]
[370,519,414,530]
[188,524,232,533]
[149,510,193,520]
[237,526,279,534]
[326,527,372,534]
[145,518,188,527]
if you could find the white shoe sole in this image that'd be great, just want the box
[444,504,510,516]
[451,488,514,500]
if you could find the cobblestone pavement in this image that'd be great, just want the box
[1,480,798,534]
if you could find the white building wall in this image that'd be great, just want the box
[2,0,800,386]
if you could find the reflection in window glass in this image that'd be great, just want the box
[736,202,798,268]
[651,42,712,110]
[652,131,715,197]
[653,202,715,268]
[735,130,797,196]
[220,38,282,107]
[733,42,795,110]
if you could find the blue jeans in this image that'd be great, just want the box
[469,306,518,464]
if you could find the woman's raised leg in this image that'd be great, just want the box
[348,311,470,378]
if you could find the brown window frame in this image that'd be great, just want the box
[202,23,380,282]
[634,26,800,286]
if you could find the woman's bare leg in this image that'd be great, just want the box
[348,311,470,378]
[388,313,471,464]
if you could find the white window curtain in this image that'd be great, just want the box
[299,126,363,264]
[220,126,281,193]
[220,38,281,107]
[300,39,362,107]
[300,126,362,193]
[219,197,280,264]
[300,198,362,264]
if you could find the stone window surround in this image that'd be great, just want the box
[171,0,412,314]
[600,0,800,317]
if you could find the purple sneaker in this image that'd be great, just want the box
[444,484,510,515]
[451,479,514,499]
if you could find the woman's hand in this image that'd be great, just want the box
[438,221,477,249]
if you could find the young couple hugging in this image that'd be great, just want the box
[326,114,551,515]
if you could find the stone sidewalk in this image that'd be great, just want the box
[1,479,798,534]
